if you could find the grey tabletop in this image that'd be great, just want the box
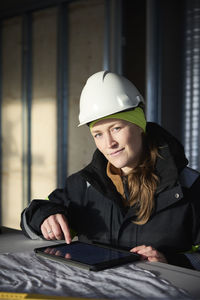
[1,226,200,298]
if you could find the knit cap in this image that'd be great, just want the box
[89,107,146,132]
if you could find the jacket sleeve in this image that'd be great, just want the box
[164,169,200,270]
[20,192,68,239]
[184,174,200,270]
[191,177,200,246]
[20,172,87,239]
[177,170,200,270]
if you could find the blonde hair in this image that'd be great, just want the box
[127,132,159,225]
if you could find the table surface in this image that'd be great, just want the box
[1,226,200,298]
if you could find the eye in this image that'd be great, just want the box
[112,126,121,132]
[93,132,102,139]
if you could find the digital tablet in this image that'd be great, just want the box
[34,241,140,271]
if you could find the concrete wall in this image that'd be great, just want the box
[31,7,58,199]
[1,0,104,228]
[68,0,104,175]
[2,16,23,228]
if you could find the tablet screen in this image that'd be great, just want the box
[35,241,139,271]
[42,242,131,265]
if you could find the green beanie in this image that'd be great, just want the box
[89,107,146,132]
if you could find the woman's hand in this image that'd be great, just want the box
[41,214,71,244]
[130,245,167,263]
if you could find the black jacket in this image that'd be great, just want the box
[21,123,200,269]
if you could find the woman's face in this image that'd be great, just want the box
[91,119,143,175]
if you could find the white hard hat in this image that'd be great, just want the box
[78,71,144,126]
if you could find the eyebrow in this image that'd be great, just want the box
[91,129,102,134]
[91,121,125,132]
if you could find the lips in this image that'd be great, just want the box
[109,148,125,156]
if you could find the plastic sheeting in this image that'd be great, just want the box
[0,251,191,299]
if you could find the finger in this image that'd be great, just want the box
[43,218,57,240]
[47,215,64,240]
[137,246,155,255]
[47,227,56,240]
[41,220,52,240]
[41,227,49,240]
[148,256,159,262]
[57,214,71,244]
[138,248,167,263]
[41,217,58,240]
[130,245,146,253]
[131,245,158,261]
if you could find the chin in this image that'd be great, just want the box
[110,160,127,169]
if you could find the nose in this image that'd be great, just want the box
[105,132,117,148]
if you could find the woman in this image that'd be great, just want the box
[21,71,200,269]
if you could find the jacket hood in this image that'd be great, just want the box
[146,122,188,173]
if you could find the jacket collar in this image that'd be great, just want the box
[155,145,178,194]
[80,149,125,209]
